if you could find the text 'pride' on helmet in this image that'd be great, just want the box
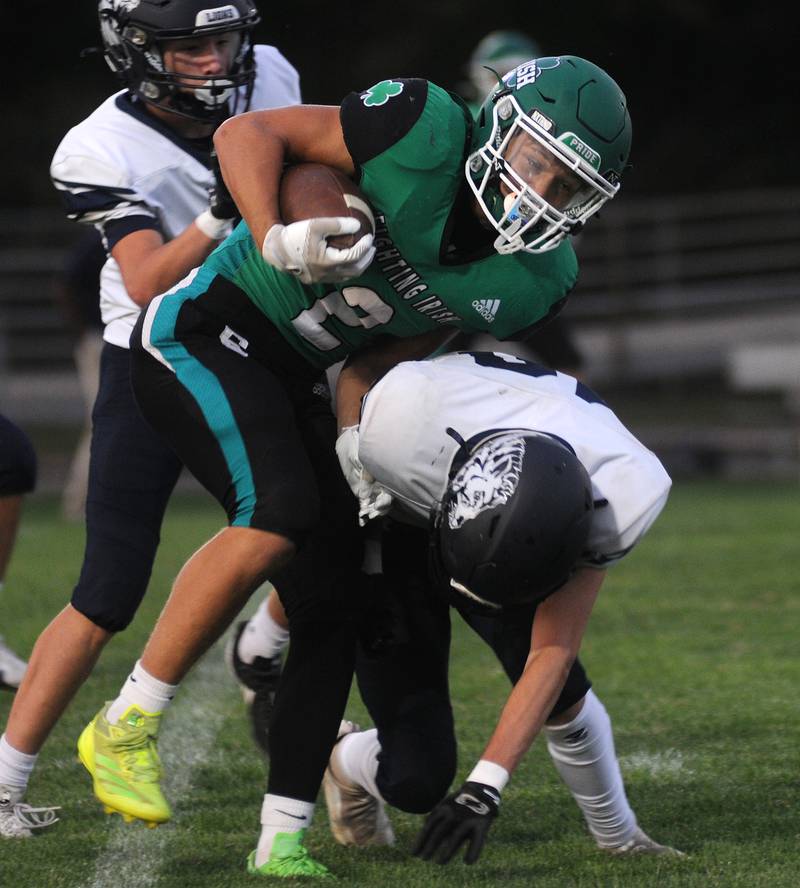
[466,55,632,255]
[98,0,260,122]
[430,430,594,613]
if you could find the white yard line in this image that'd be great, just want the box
[77,643,235,888]
[619,748,690,778]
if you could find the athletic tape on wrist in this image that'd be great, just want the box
[467,759,510,794]
[195,208,233,240]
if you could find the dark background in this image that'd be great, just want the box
[6,0,797,208]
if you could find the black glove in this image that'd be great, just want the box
[412,781,500,865]
[208,148,239,222]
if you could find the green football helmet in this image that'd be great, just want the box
[466,55,632,254]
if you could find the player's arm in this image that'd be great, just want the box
[213,105,352,251]
[214,80,429,284]
[110,223,226,308]
[414,567,605,866]
[52,144,236,308]
[480,566,604,771]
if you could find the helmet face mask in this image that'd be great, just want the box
[430,430,595,613]
[466,56,632,255]
[98,0,261,123]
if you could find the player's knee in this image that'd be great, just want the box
[71,568,147,631]
[377,738,456,814]
[242,487,321,549]
[0,415,37,495]
[71,595,137,633]
[380,765,455,814]
[547,658,592,721]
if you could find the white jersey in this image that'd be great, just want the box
[50,45,300,348]
[358,352,672,568]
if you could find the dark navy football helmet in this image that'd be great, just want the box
[430,430,594,611]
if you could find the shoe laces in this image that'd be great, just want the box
[270,845,331,877]
[112,724,162,782]
[10,802,61,830]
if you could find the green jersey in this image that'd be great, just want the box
[205,78,578,370]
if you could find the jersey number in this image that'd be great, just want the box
[291,287,395,351]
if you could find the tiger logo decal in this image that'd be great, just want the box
[447,436,526,529]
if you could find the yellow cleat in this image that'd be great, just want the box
[78,702,171,825]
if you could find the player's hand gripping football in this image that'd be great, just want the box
[335,426,393,525]
[262,219,375,284]
[412,781,500,865]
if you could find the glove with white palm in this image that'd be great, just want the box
[262,219,375,284]
[335,425,393,526]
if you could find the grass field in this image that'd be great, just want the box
[0,480,798,887]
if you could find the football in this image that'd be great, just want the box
[279,163,375,249]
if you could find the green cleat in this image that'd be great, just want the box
[77,702,171,827]
[246,830,333,878]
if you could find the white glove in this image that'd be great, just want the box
[262,219,376,284]
[335,425,394,526]
[194,208,234,240]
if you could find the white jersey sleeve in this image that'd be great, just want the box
[358,352,672,568]
[49,45,300,349]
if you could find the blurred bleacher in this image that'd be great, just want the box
[1,189,799,484]
[569,187,800,479]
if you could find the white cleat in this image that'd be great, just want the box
[604,826,686,857]
[0,637,27,690]
[0,785,60,839]
[322,720,394,847]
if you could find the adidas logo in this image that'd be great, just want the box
[472,298,500,323]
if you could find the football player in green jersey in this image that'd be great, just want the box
[77,56,632,877]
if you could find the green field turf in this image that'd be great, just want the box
[1,481,798,887]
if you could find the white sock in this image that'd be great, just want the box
[238,598,290,664]
[256,793,315,865]
[0,734,37,792]
[544,689,637,847]
[106,660,178,723]
[336,728,384,802]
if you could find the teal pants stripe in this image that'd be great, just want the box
[149,268,257,526]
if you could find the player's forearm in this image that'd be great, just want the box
[479,644,575,775]
[115,227,219,307]
[213,112,286,248]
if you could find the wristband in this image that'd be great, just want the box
[467,760,510,794]
[194,208,233,240]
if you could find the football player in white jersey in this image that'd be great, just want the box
[0,416,37,694]
[0,0,300,839]
[314,350,684,867]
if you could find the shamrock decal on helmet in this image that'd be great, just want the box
[361,80,404,107]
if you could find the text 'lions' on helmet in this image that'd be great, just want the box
[430,431,594,612]
[98,0,260,122]
[466,56,632,255]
